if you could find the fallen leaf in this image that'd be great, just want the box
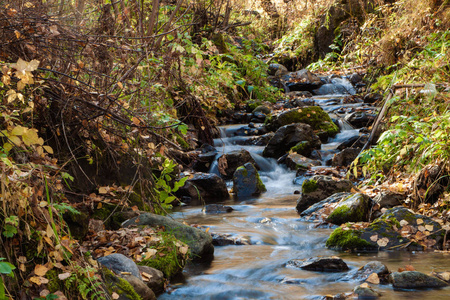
[405,265,415,271]
[416,219,424,225]
[377,237,389,247]
[418,225,426,232]
[112,292,120,299]
[399,220,409,227]
[359,282,370,288]
[34,264,49,277]
[366,273,380,284]
[370,234,378,242]
[425,224,434,231]
[142,272,153,281]
[99,186,109,194]
[58,272,71,280]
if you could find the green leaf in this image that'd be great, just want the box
[247,85,254,93]
[0,260,15,274]
[235,79,245,86]
[2,224,17,238]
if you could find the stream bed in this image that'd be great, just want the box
[160,88,450,299]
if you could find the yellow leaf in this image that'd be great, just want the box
[117,81,123,89]
[10,125,26,136]
[22,128,39,146]
[34,264,49,276]
[370,234,378,242]
[17,80,26,91]
[377,237,389,247]
[416,219,424,225]
[8,135,22,146]
[36,146,44,156]
[425,224,434,231]
[99,186,109,194]
[43,146,54,154]
[112,292,120,299]
[144,249,157,259]
[37,137,44,145]
[14,30,22,39]
[205,227,210,233]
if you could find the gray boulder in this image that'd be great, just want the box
[353,284,380,299]
[122,213,214,262]
[263,123,321,158]
[97,253,141,280]
[233,163,266,198]
[281,69,323,92]
[326,193,373,225]
[204,204,234,214]
[296,175,353,214]
[218,149,257,179]
[300,192,353,222]
[389,271,448,289]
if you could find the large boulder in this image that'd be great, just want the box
[296,175,354,214]
[122,213,214,262]
[263,123,321,159]
[232,163,266,198]
[287,256,349,272]
[101,267,143,300]
[176,172,229,203]
[284,153,321,171]
[218,150,257,179]
[389,271,448,289]
[373,191,405,209]
[326,193,373,225]
[266,106,339,140]
[97,253,142,280]
[326,207,445,252]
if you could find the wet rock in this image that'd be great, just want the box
[268,63,288,76]
[263,123,321,159]
[373,191,405,209]
[326,193,372,225]
[204,204,234,214]
[211,233,251,246]
[348,73,363,85]
[98,253,142,280]
[432,271,450,283]
[176,172,229,202]
[241,132,274,146]
[389,271,448,289]
[218,149,257,179]
[364,93,382,104]
[284,153,321,171]
[233,162,266,198]
[345,111,376,128]
[251,111,267,123]
[332,148,361,167]
[232,111,251,123]
[120,274,156,300]
[313,82,354,95]
[266,106,339,140]
[296,175,354,214]
[287,256,349,272]
[337,134,368,150]
[281,69,323,92]
[122,213,214,262]
[353,284,380,299]
[326,207,444,252]
[341,261,389,282]
[137,265,165,294]
[300,192,353,222]
[252,105,271,115]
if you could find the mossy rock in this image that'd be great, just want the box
[326,193,372,225]
[102,267,142,300]
[266,106,339,140]
[232,163,267,198]
[326,207,445,252]
[326,227,377,251]
[138,233,188,279]
[290,141,311,156]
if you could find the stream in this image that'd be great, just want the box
[159,80,450,299]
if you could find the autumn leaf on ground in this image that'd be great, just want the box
[377,237,389,247]
[34,264,49,276]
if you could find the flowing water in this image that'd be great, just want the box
[159,90,450,299]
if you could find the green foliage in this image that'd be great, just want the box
[153,157,188,214]
[357,91,450,180]
[0,258,15,300]
[2,216,18,238]
[63,265,106,300]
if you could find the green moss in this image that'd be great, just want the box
[326,227,375,251]
[302,179,318,194]
[290,141,310,155]
[236,166,248,177]
[175,134,190,150]
[103,267,142,300]
[46,269,61,292]
[327,204,351,224]
[138,233,187,278]
[255,170,267,193]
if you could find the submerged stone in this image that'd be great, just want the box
[287,256,349,272]
[326,193,372,225]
